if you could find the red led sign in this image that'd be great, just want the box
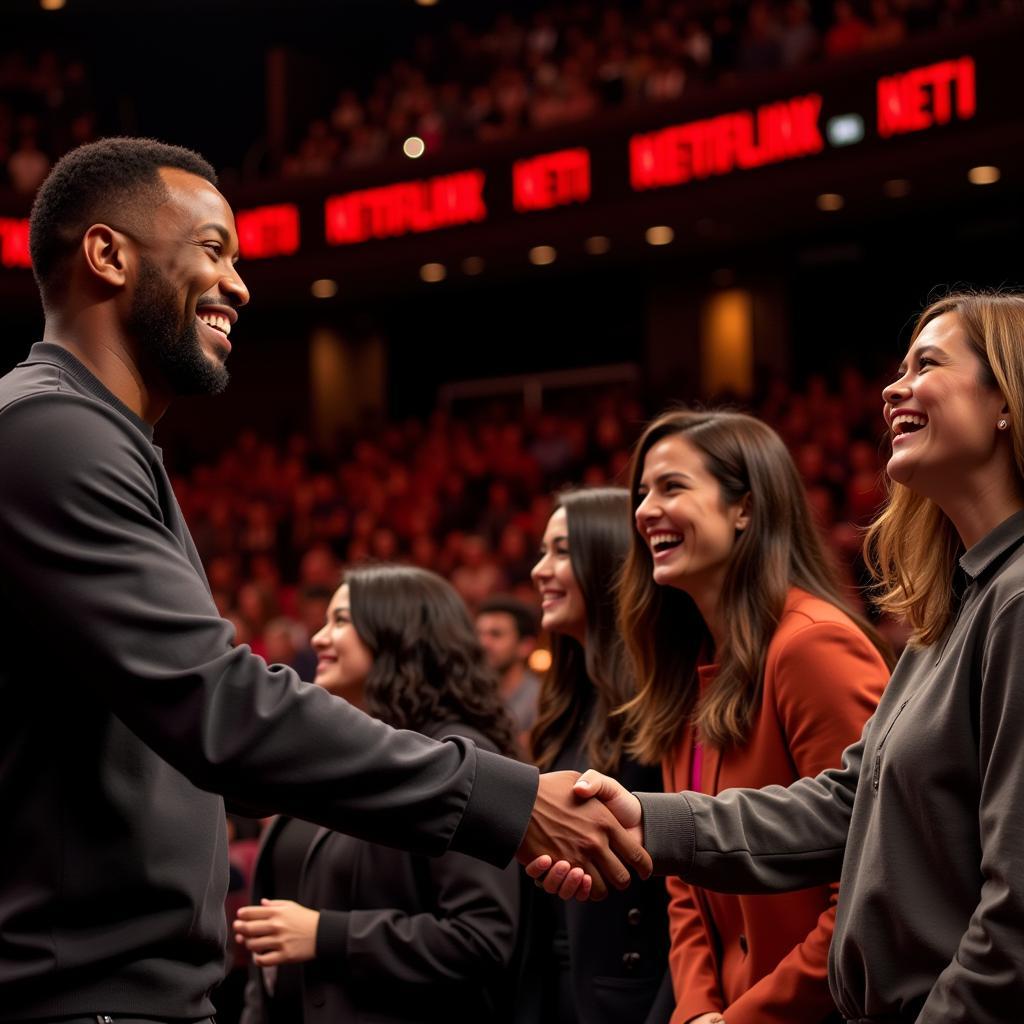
[513,148,591,212]
[0,218,31,269]
[630,94,824,190]
[325,170,487,246]
[236,203,300,259]
[877,57,975,138]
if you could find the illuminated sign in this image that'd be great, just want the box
[0,218,31,269]
[877,57,975,138]
[513,148,591,212]
[325,170,487,245]
[236,203,300,260]
[630,95,824,190]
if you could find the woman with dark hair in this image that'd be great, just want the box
[518,487,673,1024]
[532,414,891,1024]
[541,291,1024,1022]
[235,564,520,1024]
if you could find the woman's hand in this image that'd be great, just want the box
[525,770,645,899]
[233,898,320,966]
[689,1013,726,1024]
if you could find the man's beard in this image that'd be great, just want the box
[128,255,230,396]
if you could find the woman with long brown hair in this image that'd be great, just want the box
[541,291,1024,1023]
[534,413,891,1024]
[518,487,673,1024]
[236,564,520,1024]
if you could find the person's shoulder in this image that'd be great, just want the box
[776,587,863,637]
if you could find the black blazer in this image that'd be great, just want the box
[514,740,674,1024]
[241,721,521,1024]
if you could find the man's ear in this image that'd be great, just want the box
[734,492,752,533]
[81,224,131,288]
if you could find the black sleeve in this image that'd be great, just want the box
[0,395,537,865]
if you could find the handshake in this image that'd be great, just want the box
[515,769,649,901]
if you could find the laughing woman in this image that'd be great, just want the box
[236,565,520,1024]
[546,291,1024,1024]
[519,487,673,1024]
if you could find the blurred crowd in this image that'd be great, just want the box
[1,0,1016,194]
[282,0,1007,176]
[0,51,96,194]
[170,369,896,674]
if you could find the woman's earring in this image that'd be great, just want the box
[998,419,1009,431]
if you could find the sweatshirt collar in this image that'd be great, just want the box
[23,342,155,442]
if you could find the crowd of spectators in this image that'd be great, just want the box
[170,369,901,675]
[0,51,95,194]
[282,0,1011,176]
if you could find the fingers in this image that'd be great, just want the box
[609,824,653,881]
[238,935,281,954]
[234,905,275,920]
[573,873,593,902]
[232,919,277,939]
[253,950,286,967]
[575,771,643,830]
[525,854,553,879]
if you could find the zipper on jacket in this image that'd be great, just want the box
[873,699,911,793]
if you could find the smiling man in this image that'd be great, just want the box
[0,139,648,1023]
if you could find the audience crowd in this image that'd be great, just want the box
[169,369,897,676]
[0,0,1014,193]
[282,0,1007,176]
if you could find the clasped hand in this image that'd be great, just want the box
[233,898,319,966]
[515,768,648,901]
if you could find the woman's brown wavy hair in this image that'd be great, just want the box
[620,410,892,760]
[346,564,518,757]
[865,291,1024,646]
[529,488,636,774]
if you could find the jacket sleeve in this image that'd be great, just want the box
[637,713,869,891]
[721,621,885,1024]
[0,395,537,866]
[316,850,520,986]
[918,593,1024,1022]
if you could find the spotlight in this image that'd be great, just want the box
[403,136,426,159]
[645,225,674,246]
[967,165,1000,186]
[420,262,446,283]
[310,279,338,299]
[816,193,845,212]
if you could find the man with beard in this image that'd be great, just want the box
[0,138,648,1023]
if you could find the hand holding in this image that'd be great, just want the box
[516,769,651,901]
[689,1014,726,1024]
[233,898,319,966]
[524,769,646,899]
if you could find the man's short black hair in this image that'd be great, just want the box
[29,137,217,300]
[477,595,540,640]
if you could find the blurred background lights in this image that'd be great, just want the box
[645,225,674,246]
[817,193,845,211]
[528,649,553,674]
[461,256,485,275]
[402,136,426,159]
[310,278,338,299]
[529,245,557,265]
[419,262,446,282]
[826,114,865,147]
[584,235,611,255]
[968,165,1001,185]
[883,178,912,198]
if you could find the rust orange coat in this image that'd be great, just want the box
[663,589,889,1024]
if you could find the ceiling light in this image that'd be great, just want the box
[883,178,911,198]
[420,262,446,283]
[529,245,557,266]
[310,279,338,299]
[816,193,845,212]
[967,165,1000,186]
[402,136,426,159]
